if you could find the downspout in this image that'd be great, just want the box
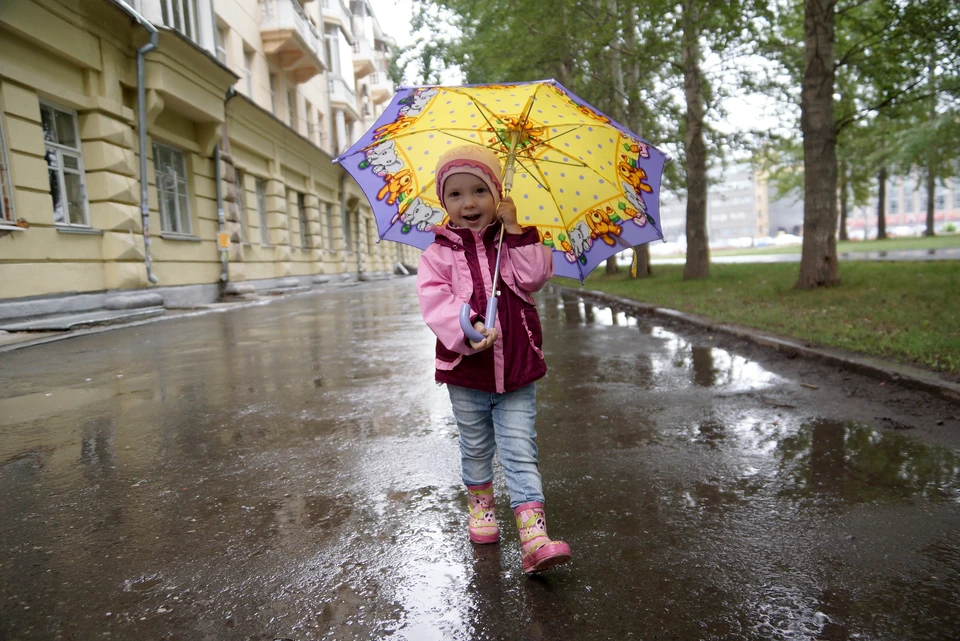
[214,143,228,282]
[216,87,238,286]
[115,1,160,284]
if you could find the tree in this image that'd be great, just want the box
[795,0,839,288]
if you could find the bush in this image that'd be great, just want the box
[944,223,957,233]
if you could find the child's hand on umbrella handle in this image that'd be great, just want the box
[468,322,498,351]
[498,196,522,234]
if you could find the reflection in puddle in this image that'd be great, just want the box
[556,293,636,327]
[776,419,960,503]
[651,326,785,391]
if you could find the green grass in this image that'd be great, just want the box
[662,233,960,258]
[579,261,960,376]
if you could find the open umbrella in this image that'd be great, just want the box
[334,79,667,339]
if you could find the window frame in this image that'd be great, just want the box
[324,202,335,250]
[269,73,277,115]
[243,47,255,97]
[41,101,90,227]
[152,141,193,235]
[287,89,297,130]
[296,191,310,249]
[0,114,14,222]
[255,177,270,246]
[215,23,228,64]
[161,0,199,42]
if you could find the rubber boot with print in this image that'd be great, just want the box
[514,502,571,573]
[466,482,500,544]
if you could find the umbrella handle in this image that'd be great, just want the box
[459,299,498,344]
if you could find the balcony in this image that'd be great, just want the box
[352,36,375,78]
[260,0,326,83]
[329,74,360,119]
[367,71,394,104]
[320,0,353,40]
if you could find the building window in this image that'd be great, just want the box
[243,47,254,97]
[41,102,89,226]
[235,169,248,242]
[269,73,277,114]
[216,24,228,64]
[324,202,334,250]
[0,116,13,222]
[256,177,269,246]
[161,0,199,42]
[296,192,310,248]
[287,89,297,129]
[324,25,341,75]
[153,142,192,234]
[305,100,314,141]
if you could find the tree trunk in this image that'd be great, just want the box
[681,1,709,280]
[925,54,936,237]
[838,161,848,242]
[605,256,620,274]
[631,245,652,278]
[622,5,652,280]
[876,167,887,240]
[796,0,840,289]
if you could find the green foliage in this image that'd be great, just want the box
[757,0,960,219]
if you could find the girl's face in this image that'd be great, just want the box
[442,173,497,232]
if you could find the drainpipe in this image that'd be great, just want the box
[339,172,350,276]
[114,1,160,284]
[215,87,238,286]
[214,143,228,282]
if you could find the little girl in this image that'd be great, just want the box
[416,145,571,574]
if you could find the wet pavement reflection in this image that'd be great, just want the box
[1,279,959,640]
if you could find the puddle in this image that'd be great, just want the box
[775,419,960,503]
[650,327,785,391]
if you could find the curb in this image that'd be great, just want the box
[552,284,960,407]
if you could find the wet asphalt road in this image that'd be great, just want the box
[1,278,959,641]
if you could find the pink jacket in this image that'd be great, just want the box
[416,223,554,394]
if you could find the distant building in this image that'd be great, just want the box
[658,163,797,245]
[847,171,960,238]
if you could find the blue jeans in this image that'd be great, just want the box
[447,382,544,509]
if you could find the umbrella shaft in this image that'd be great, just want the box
[490,130,521,301]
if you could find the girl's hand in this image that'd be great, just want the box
[497,196,523,234]
[468,321,498,351]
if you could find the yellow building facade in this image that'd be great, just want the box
[0,0,416,318]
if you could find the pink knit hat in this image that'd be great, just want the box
[435,145,503,210]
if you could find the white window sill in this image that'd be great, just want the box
[56,225,102,235]
[0,222,26,232]
[160,232,202,242]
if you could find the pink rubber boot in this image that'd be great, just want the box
[466,482,500,544]
[514,502,572,573]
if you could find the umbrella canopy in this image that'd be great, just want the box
[334,79,668,281]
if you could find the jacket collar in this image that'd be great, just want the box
[433,222,502,247]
